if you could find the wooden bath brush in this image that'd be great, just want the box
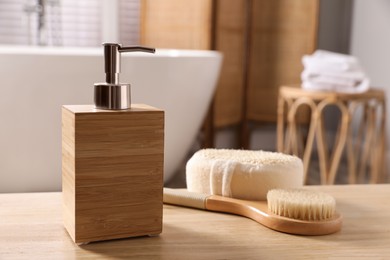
[163,188,342,236]
[164,149,342,235]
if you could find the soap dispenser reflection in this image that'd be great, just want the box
[62,43,165,244]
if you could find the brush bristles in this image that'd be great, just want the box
[267,189,336,221]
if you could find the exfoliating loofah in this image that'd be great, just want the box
[186,149,304,200]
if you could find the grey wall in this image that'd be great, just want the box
[318,0,353,53]
[350,0,390,166]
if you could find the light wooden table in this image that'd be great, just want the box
[1,185,390,259]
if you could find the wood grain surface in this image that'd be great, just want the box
[1,185,389,259]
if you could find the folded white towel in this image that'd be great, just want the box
[302,50,360,72]
[301,68,369,93]
[301,50,370,93]
[304,74,358,88]
[301,68,366,82]
[302,78,370,93]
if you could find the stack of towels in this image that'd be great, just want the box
[301,50,370,93]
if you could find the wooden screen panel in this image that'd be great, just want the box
[213,0,247,128]
[246,0,319,122]
[140,0,212,50]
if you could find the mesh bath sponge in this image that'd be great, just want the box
[186,149,304,201]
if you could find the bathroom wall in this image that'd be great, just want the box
[349,0,390,169]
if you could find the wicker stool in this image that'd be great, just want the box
[277,85,387,184]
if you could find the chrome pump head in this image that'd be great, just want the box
[94,43,155,110]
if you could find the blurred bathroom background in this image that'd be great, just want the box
[0,0,140,46]
[1,0,389,189]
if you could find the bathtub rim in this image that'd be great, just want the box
[0,45,222,58]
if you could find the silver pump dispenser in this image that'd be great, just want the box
[94,43,155,110]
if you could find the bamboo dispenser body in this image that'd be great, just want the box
[62,104,164,244]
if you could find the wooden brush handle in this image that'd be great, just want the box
[205,195,342,236]
[163,188,343,236]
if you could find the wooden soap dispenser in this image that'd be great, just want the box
[62,43,164,244]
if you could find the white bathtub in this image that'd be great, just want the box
[0,45,222,192]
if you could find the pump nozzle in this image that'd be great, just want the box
[95,43,155,110]
[104,43,155,85]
